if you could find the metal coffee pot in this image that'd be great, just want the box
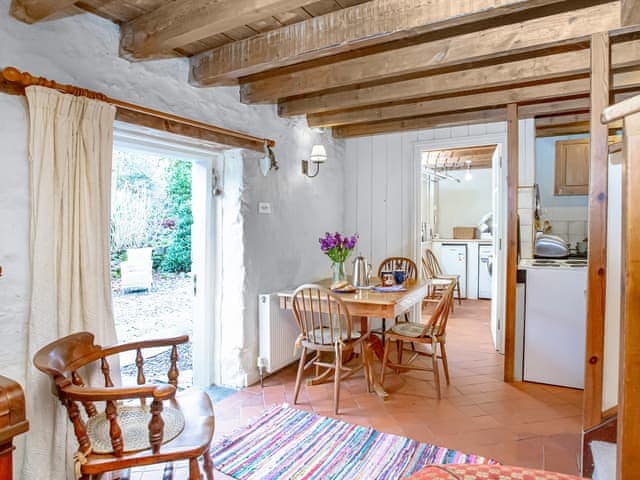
[352,255,372,288]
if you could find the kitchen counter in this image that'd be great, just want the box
[519,258,587,270]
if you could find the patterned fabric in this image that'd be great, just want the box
[210,405,496,479]
[407,464,585,479]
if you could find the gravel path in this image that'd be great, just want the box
[112,273,193,387]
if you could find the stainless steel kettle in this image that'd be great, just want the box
[352,255,371,288]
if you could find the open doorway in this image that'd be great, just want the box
[416,134,507,355]
[110,122,220,390]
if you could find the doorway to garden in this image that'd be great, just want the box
[110,123,219,390]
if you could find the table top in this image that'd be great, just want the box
[278,278,428,318]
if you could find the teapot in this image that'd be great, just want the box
[352,255,372,288]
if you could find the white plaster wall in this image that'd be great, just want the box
[0,3,345,470]
[436,168,493,238]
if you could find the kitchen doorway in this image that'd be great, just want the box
[414,132,507,354]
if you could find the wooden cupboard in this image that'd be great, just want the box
[554,138,590,195]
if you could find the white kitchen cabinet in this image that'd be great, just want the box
[431,240,492,300]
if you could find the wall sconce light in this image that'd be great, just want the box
[301,144,327,178]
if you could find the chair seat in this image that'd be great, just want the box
[308,327,362,344]
[82,389,214,475]
[389,322,434,338]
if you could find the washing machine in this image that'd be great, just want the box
[478,244,493,299]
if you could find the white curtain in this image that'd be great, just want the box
[21,86,118,480]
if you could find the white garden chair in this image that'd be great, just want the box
[120,247,153,292]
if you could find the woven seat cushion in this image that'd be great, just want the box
[407,464,585,479]
[86,405,185,454]
[309,327,361,344]
[390,322,432,338]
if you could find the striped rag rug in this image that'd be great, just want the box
[210,404,497,480]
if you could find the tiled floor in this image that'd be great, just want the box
[132,299,584,479]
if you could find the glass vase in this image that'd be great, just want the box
[332,261,346,284]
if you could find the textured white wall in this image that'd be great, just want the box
[0,0,344,422]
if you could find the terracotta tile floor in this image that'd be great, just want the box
[133,299,584,479]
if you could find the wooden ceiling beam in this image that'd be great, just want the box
[280,39,640,116]
[308,70,640,127]
[239,2,621,104]
[10,0,77,23]
[622,0,640,26]
[120,0,320,60]
[332,108,508,138]
[189,0,570,86]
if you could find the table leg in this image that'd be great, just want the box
[356,316,389,400]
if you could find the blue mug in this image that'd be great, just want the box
[393,270,406,284]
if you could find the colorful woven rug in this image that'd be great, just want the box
[210,405,497,479]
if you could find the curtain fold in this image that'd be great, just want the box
[21,86,118,480]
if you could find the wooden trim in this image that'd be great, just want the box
[504,103,518,383]
[10,0,76,24]
[0,66,274,152]
[602,405,618,419]
[583,31,610,431]
[618,109,640,480]
[621,0,640,26]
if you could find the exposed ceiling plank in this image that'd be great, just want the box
[120,0,320,60]
[535,112,591,126]
[535,122,622,136]
[280,39,640,116]
[190,0,571,86]
[10,0,78,23]
[622,0,640,25]
[308,70,640,127]
[332,108,508,138]
[239,2,621,103]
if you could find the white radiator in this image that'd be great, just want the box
[258,293,300,374]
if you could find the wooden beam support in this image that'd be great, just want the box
[332,108,507,138]
[308,71,640,128]
[505,103,518,384]
[190,0,570,86]
[583,31,610,432]
[622,0,640,26]
[120,0,319,60]
[10,0,77,23]
[239,2,621,103]
[280,40,640,116]
[617,107,640,480]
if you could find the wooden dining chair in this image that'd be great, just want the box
[376,257,419,341]
[380,281,455,399]
[33,332,215,480]
[292,284,373,414]
[424,249,462,307]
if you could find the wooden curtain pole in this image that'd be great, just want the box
[0,66,276,152]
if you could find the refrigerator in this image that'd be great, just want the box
[439,243,467,298]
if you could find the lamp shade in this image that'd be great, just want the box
[310,144,327,163]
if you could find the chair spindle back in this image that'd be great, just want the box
[377,257,418,280]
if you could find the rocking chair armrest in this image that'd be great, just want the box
[101,335,189,357]
[63,383,176,402]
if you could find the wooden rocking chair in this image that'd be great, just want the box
[33,332,215,480]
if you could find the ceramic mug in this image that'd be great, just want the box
[381,271,395,286]
[393,270,406,284]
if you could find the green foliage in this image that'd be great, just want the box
[159,160,193,273]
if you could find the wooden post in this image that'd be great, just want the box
[504,103,518,383]
[618,110,640,479]
[621,0,640,26]
[583,31,610,430]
